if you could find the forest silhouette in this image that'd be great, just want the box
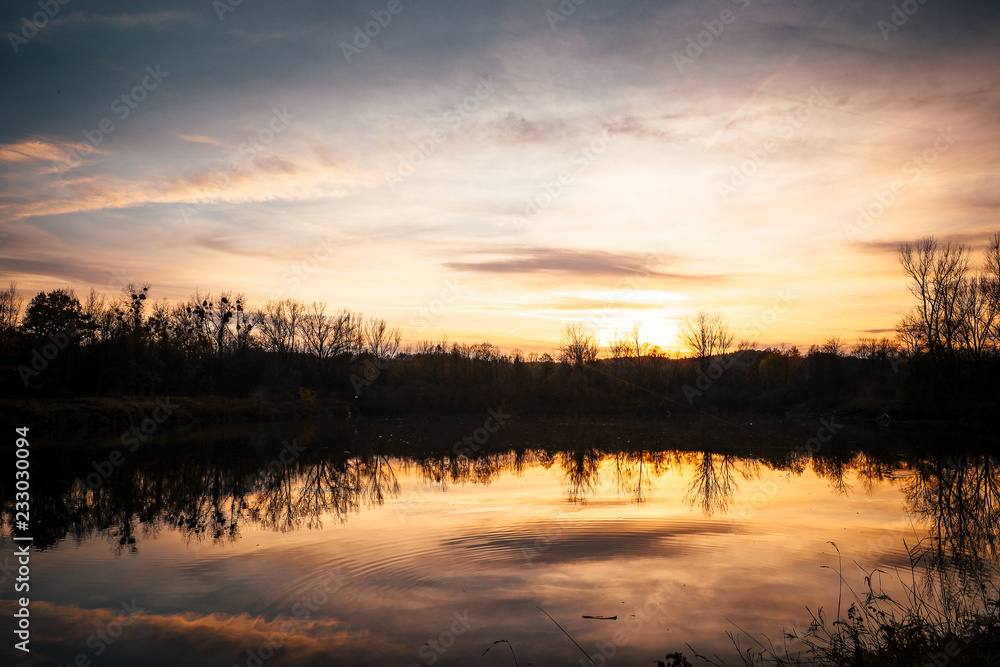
[2,234,998,421]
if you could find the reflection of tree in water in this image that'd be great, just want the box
[43,436,405,552]
[812,455,853,495]
[852,451,894,496]
[787,450,895,497]
[683,452,759,516]
[902,453,1000,579]
[355,453,402,508]
[561,446,602,504]
[610,450,676,504]
[413,449,523,489]
[14,418,1000,600]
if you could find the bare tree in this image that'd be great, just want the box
[146,298,174,347]
[608,328,630,361]
[558,322,599,365]
[895,311,925,357]
[0,281,23,345]
[982,231,1000,347]
[301,303,357,360]
[413,339,435,355]
[81,288,112,344]
[362,317,401,362]
[332,309,363,357]
[210,291,236,354]
[171,295,210,356]
[821,335,846,356]
[678,309,733,361]
[852,336,900,369]
[898,237,970,363]
[608,328,630,369]
[258,298,306,358]
[231,295,260,355]
[114,282,150,337]
[178,290,244,355]
[626,321,650,368]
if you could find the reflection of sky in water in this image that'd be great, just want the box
[1,443,953,667]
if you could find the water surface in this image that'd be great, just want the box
[1,417,996,666]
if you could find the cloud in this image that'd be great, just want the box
[491,111,568,145]
[441,248,733,292]
[0,598,387,667]
[0,138,103,176]
[544,293,693,313]
[443,518,737,566]
[0,139,69,163]
[604,115,674,142]
[0,137,374,223]
[46,10,199,32]
[855,232,1000,257]
[176,134,228,148]
[443,248,675,278]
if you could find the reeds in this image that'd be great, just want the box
[688,541,1000,666]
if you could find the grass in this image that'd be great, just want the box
[686,542,1000,667]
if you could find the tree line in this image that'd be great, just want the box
[1,233,998,417]
[6,417,997,568]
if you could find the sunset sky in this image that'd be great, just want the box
[2,0,998,353]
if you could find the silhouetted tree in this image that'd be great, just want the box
[0,281,22,347]
[821,335,846,356]
[898,237,970,366]
[21,287,84,340]
[678,309,733,362]
[558,322,599,365]
[362,316,401,362]
[258,298,306,358]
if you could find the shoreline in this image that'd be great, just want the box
[0,394,991,442]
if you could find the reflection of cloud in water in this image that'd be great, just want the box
[443,518,741,565]
[0,599,389,667]
[7,420,1000,666]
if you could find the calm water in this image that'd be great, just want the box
[1,417,996,666]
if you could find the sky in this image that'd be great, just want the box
[1,0,998,354]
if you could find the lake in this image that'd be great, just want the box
[2,416,997,666]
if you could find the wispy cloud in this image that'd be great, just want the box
[175,133,228,148]
[46,10,199,32]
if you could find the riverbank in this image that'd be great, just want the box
[1,394,995,456]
